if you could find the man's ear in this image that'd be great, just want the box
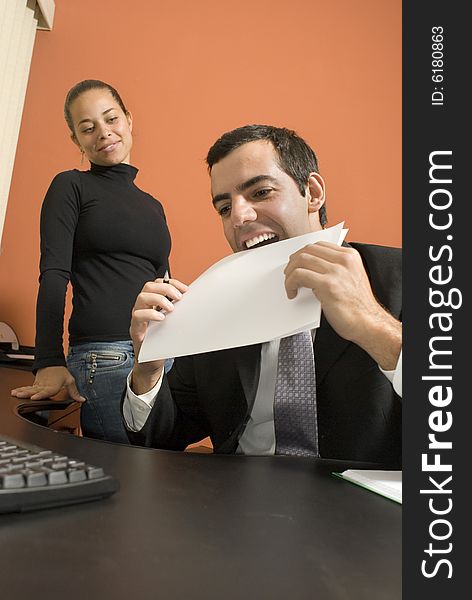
[306,172,326,214]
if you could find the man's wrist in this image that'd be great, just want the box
[351,309,402,371]
[130,362,164,396]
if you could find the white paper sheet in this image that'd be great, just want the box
[138,223,346,362]
[337,470,402,504]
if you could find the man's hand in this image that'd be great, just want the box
[11,366,85,403]
[284,241,402,371]
[130,276,188,395]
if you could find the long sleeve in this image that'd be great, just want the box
[33,172,82,372]
[123,370,163,431]
[379,349,402,397]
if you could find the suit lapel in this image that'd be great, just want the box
[314,240,352,383]
[314,314,350,385]
[234,343,261,415]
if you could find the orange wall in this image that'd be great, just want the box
[0,0,401,347]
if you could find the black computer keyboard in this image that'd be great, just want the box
[0,435,119,513]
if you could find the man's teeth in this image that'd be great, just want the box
[245,233,276,249]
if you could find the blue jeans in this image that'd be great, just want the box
[67,341,134,444]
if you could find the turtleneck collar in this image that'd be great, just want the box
[89,162,139,182]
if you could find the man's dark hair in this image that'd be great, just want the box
[64,79,129,137]
[206,124,327,227]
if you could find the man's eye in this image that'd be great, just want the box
[108,116,118,123]
[254,188,271,198]
[81,127,94,133]
[218,205,231,217]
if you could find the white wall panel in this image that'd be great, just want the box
[0,0,54,250]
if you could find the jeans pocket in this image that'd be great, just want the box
[86,351,132,383]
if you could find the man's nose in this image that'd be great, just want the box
[231,197,257,228]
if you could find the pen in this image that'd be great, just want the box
[156,270,172,312]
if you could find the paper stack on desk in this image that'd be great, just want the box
[139,223,346,362]
[335,470,402,504]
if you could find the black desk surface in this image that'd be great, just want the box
[1,367,401,600]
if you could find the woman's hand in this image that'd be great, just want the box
[11,366,86,402]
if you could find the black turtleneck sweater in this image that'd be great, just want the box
[33,162,171,372]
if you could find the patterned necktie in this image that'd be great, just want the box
[273,331,318,457]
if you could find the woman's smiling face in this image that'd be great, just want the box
[70,88,133,166]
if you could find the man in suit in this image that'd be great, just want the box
[122,125,402,465]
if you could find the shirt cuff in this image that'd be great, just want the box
[122,370,164,432]
[379,349,402,397]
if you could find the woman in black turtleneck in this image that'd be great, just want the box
[11,80,171,443]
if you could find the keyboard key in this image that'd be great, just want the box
[21,469,48,487]
[68,469,87,483]
[45,469,68,485]
[1,473,25,489]
[86,466,105,480]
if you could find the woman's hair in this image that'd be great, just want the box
[64,79,128,135]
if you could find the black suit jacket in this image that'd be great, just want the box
[126,242,402,466]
